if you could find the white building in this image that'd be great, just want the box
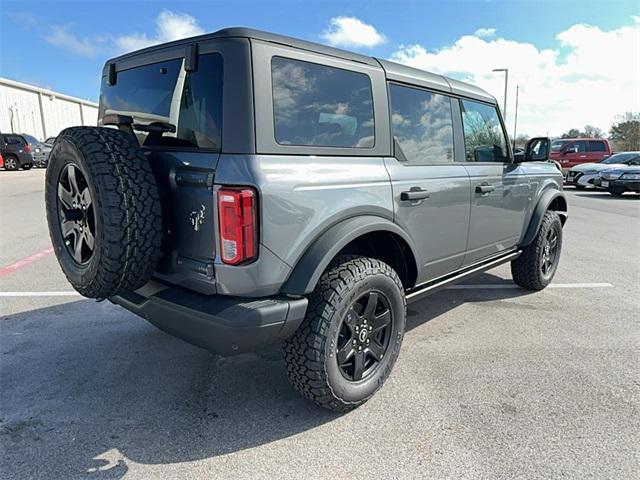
[0,77,98,141]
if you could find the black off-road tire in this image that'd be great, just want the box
[511,210,563,291]
[283,256,406,412]
[45,127,162,299]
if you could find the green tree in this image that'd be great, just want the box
[609,112,640,151]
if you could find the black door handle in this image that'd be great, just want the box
[475,184,495,194]
[401,187,430,201]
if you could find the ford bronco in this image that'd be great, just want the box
[45,28,567,412]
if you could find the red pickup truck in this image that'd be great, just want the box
[550,138,612,172]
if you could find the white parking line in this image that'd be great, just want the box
[0,291,82,297]
[448,282,613,289]
[0,282,613,297]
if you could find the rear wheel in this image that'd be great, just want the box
[283,256,406,412]
[511,211,562,290]
[4,155,18,171]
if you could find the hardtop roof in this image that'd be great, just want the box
[105,27,496,104]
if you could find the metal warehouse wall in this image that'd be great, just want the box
[0,77,98,141]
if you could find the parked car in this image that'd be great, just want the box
[0,133,35,170]
[550,138,612,173]
[594,165,640,196]
[566,151,640,188]
[22,134,51,168]
[44,136,57,147]
[0,152,4,169]
[45,27,567,412]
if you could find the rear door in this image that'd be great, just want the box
[458,98,530,265]
[99,43,225,292]
[384,83,470,282]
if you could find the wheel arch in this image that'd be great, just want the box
[281,216,419,295]
[520,188,568,247]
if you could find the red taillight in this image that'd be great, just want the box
[23,144,31,153]
[217,187,257,265]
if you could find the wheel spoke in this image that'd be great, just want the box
[367,339,385,361]
[58,183,74,209]
[549,235,557,249]
[79,187,92,207]
[68,165,80,195]
[352,351,365,381]
[73,232,84,263]
[83,229,95,251]
[370,309,391,333]
[345,306,360,328]
[363,292,379,319]
[61,220,75,238]
[337,343,355,365]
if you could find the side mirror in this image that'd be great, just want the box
[516,137,550,162]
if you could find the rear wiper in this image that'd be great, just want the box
[101,114,176,139]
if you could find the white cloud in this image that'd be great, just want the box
[321,16,387,48]
[44,25,101,57]
[115,10,204,53]
[391,19,640,137]
[474,27,496,37]
[43,10,204,57]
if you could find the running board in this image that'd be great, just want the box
[406,249,522,303]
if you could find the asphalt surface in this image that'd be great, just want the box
[1,169,639,479]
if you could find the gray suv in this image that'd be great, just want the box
[45,28,567,412]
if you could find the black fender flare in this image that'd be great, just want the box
[282,215,419,296]
[521,189,568,246]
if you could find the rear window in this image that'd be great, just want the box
[271,57,374,148]
[588,140,607,152]
[99,53,223,150]
[22,134,40,145]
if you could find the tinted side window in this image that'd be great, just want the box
[5,135,25,145]
[588,140,606,152]
[389,84,454,164]
[271,57,374,148]
[568,141,587,152]
[460,100,508,162]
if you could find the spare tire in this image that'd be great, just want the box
[45,127,162,299]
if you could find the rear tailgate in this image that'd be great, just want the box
[98,47,225,294]
[149,150,219,294]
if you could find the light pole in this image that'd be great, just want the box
[512,85,519,150]
[492,68,508,122]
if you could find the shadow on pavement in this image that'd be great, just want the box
[0,273,531,479]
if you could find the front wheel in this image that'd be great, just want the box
[511,211,563,290]
[283,256,406,412]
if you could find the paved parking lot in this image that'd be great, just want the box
[1,169,638,479]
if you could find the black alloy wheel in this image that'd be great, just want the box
[337,291,393,381]
[540,227,559,279]
[56,163,96,265]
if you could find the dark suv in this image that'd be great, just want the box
[45,28,567,411]
[1,133,35,170]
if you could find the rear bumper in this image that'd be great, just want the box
[111,280,308,356]
[594,178,640,192]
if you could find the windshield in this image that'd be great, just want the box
[600,153,639,164]
[551,140,570,152]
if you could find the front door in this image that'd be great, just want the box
[458,99,531,265]
[385,83,470,284]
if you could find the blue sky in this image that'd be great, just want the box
[1,0,638,135]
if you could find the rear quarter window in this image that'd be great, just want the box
[588,140,607,152]
[271,57,374,148]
